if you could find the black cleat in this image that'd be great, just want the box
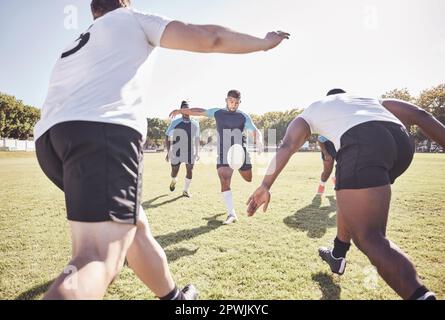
[182,191,191,198]
[169,180,176,192]
[318,247,346,275]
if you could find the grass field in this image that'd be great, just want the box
[0,151,444,300]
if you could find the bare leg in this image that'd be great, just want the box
[239,169,252,182]
[336,185,424,299]
[125,207,176,298]
[44,221,136,300]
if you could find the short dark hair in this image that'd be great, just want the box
[91,0,131,16]
[180,101,189,109]
[326,88,346,96]
[227,90,241,100]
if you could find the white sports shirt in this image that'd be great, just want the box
[299,93,404,150]
[34,8,171,141]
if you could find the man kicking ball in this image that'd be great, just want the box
[247,89,445,300]
[165,101,200,198]
[169,90,263,225]
[317,135,336,195]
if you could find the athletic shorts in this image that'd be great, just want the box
[321,140,337,161]
[35,121,144,224]
[335,121,415,190]
[217,145,252,171]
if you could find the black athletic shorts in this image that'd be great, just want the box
[217,145,252,171]
[35,121,144,224]
[335,121,415,190]
[321,141,337,161]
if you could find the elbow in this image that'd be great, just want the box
[205,30,222,52]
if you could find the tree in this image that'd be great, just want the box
[0,92,40,139]
[146,118,168,146]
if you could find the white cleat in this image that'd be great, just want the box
[223,215,238,225]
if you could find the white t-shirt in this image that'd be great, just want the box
[34,8,171,141]
[299,94,404,150]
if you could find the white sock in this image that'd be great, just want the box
[171,177,177,183]
[222,190,236,217]
[184,178,192,192]
[320,180,326,186]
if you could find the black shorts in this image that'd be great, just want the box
[171,161,194,168]
[217,145,252,171]
[35,121,144,224]
[335,121,414,190]
[321,141,337,161]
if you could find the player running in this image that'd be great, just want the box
[33,0,289,300]
[169,90,263,225]
[165,101,200,198]
[246,89,445,300]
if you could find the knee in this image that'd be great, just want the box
[71,252,124,283]
[353,231,387,253]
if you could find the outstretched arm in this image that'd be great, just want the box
[246,118,311,216]
[381,99,445,148]
[169,108,207,118]
[161,22,289,53]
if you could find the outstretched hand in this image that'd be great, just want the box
[264,31,290,51]
[246,185,271,216]
[169,109,181,118]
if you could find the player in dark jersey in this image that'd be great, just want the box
[169,90,263,224]
[165,101,200,198]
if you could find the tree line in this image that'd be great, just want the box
[1,84,444,152]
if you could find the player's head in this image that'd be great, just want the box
[326,88,346,96]
[225,90,241,112]
[180,100,190,120]
[91,0,131,19]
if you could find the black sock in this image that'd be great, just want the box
[332,237,351,259]
[159,286,185,300]
[408,286,435,300]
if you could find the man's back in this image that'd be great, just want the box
[35,8,170,140]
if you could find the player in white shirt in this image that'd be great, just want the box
[35,0,289,300]
[246,89,445,300]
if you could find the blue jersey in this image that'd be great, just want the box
[165,118,200,164]
[205,108,257,156]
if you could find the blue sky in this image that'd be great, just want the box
[1,0,444,118]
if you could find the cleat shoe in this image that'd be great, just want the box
[182,191,191,198]
[223,214,238,225]
[169,180,176,192]
[317,184,325,195]
[318,247,346,275]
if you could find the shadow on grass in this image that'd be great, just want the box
[165,247,200,263]
[283,195,337,238]
[312,272,341,300]
[156,213,225,249]
[142,194,183,210]
[15,280,53,300]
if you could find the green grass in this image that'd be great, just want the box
[0,152,444,300]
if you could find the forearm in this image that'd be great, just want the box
[261,145,295,189]
[203,25,271,53]
[179,108,207,117]
[165,137,171,151]
[416,112,445,148]
[261,118,310,190]
[195,138,200,155]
